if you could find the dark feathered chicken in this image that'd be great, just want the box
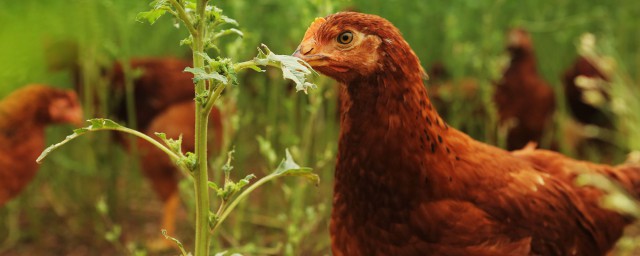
[294,12,640,255]
[563,56,611,127]
[0,85,83,205]
[110,57,195,131]
[494,28,556,150]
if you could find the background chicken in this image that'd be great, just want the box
[58,55,224,246]
[427,62,487,140]
[295,12,640,255]
[108,58,224,246]
[0,85,83,206]
[108,57,196,132]
[563,56,612,127]
[137,100,222,246]
[494,28,556,150]
[562,55,620,161]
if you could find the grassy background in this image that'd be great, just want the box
[0,0,638,255]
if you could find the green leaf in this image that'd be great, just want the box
[236,174,257,190]
[184,66,228,84]
[255,44,317,93]
[155,132,183,154]
[208,181,219,191]
[219,15,239,26]
[161,229,189,256]
[136,0,170,24]
[105,225,122,242]
[96,197,108,216]
[273,149,319,186]
[37,118,123,163]
[177,152,197,172]
[136,9,167,24]
[212,28,243,40]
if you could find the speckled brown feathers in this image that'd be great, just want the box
[295,12,640,255]
[0,85,82,205]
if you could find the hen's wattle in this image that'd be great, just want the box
[295,12,639,256]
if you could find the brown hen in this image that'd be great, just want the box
[109,58,224,246]
[294,12,640,256]
[109,57,196,131]
[494,28,556,150]
[0,85,83,206]
[137,100,223,241]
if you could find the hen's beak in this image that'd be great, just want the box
[292,40,329,67]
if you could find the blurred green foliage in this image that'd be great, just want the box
[0,0,639,255]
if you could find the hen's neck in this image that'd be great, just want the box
[336,70,460,201]
[0,97,48,147]
[507,48,538,75]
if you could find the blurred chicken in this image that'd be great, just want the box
[109,57,195,131]
[137,101,223,244]
[294,12,640,255]
[427,62,486,138]
[562,55,619,162]
[109,58,224,247]
[563,56,612,127]
[0,85,83,206]
[494,28,556,150]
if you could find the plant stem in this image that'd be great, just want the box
[168,0,198,36]
[193,0,211,255]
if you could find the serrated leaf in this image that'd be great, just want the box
[89,118,123,129]
[255,44,317,93]
[155,132,183,154]
[184,66,228,84]
[37,118,123,163]
[273,149,319,186]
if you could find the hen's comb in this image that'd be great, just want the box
[303,17,326,41]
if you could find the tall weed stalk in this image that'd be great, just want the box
[37,0,319,255]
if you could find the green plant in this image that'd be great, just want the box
[37,0,319,255]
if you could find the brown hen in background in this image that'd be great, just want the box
[109,57,224,246]
[494,28,556,150]
[137,100,223,243]
[0,85,83,206]
[295,12,640,256]
[109,57,196,131]
[563,55,612,127]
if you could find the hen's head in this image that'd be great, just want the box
[506,27,533,53]
[294,12,425,83]
[47,89,83,126]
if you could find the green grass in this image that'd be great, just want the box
[0,0,639,255]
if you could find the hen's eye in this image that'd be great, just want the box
[337,32,353,44]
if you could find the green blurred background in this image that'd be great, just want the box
[0,0,639,255]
